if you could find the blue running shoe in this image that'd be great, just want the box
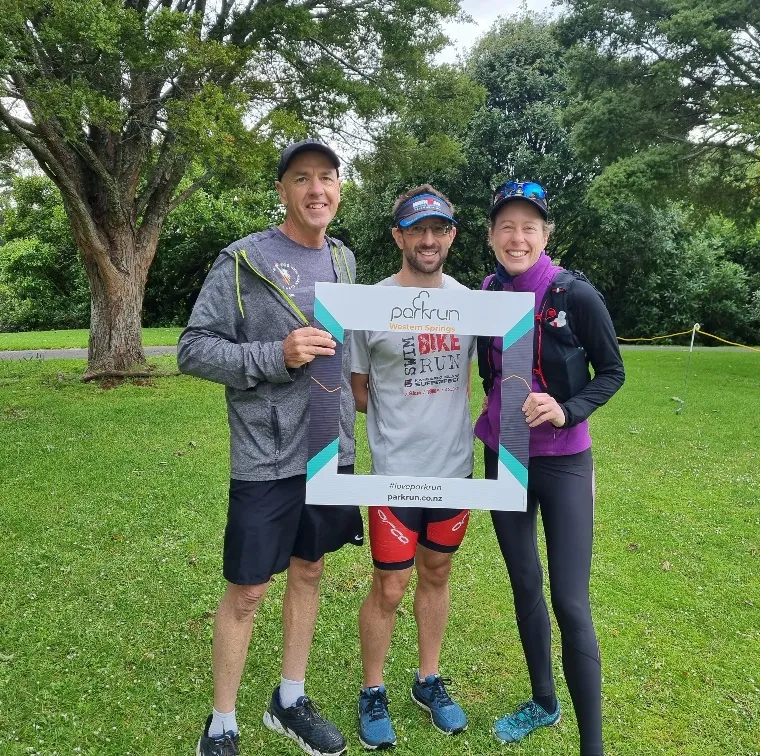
[493,699,561,743]
[411,673,467,735]
[358,685,396,750]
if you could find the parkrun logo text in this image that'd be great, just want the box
[390,290,460,324]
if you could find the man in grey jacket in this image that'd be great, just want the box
[179,139,361,756]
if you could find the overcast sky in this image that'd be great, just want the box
[438,0,557,63]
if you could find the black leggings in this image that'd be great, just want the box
[485,446,602,756]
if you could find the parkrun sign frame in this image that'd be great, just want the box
[306,282,535,512]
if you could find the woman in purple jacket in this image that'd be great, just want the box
[475,181,625,756]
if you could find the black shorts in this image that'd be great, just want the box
[224,465,363,585]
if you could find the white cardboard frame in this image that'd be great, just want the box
[306,282,535,511]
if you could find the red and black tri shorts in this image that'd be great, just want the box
[369,505,470,571]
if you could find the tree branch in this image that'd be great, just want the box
[135,150,188,252]
[720,49,760,86]
[302,0,375,11]
[745,25,760,48]
[17,20,54,81]
[0,111,39,135]
[167,171,211,213]
[306,37,377,83]
[135,137,176,219]
[0,101,70,197]
[142,155,186,224]
[0,102,115,276]
[660,129,759,162]
[71,137,122,201]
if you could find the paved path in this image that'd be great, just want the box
[0,346,177,360]
[0,344,753,360]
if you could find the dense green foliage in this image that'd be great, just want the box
[558,0,760,217]
[341,16,584,287]
[0,176,89,331]
[568,204,760,341]
[0,175,282,329]
[144,181,282,325]
[341,15,760,343]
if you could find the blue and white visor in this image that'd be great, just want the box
[395,193,456,228]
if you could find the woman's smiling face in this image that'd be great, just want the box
[489,200,550,276]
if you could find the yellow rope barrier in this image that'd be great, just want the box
[617,329,694,342]
[617,323,757,414]
[618,328,760,353]
[697,331,760,353]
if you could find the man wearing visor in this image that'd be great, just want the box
[351,185,474,749]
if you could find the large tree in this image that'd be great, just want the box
[458,14,596,270]
[0,0,458,375]
[558,0,760,217]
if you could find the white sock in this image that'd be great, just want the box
[279,676,306,708]
[209,707,238,737]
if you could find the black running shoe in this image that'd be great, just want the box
[263,686,347,756]
[196,714,240,756]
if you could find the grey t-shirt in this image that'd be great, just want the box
[352,274,476,478]
[259,227,336,324]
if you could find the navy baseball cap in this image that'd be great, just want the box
[277,139,340,180]
[394,193,456,228]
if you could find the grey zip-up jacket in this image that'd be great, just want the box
[177,230,356,481]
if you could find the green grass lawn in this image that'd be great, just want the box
[0,352,758,755]
[0,327,183,351]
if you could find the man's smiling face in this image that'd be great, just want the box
[276,151,341,235]
[392,221,457,276]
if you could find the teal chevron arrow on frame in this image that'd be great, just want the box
[314,299,344,343]
[502,309,533,351]
[307,438,340,481]
[498,444,528,489]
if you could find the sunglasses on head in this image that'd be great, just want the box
[492,181,547,205]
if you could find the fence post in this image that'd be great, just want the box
[675,323,701,415]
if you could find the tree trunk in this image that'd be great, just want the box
[80,231,158,378]
[86,268,146,375]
